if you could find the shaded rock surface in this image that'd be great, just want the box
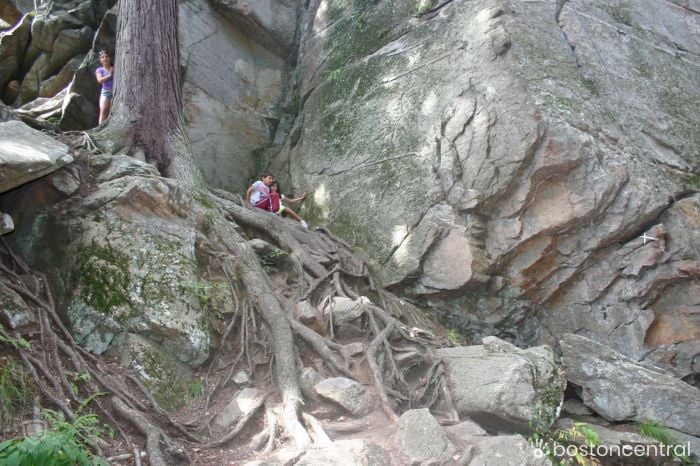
[561,333,700,436]
[179,0,297,192]
[0,12,31,92]
[116,333,194,411]
[438,337,565,433]
[0,120,73,193]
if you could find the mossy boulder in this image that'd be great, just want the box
[18,155,221,373]
[438,336,565,433]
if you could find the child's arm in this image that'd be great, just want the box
[245,185,254,203]
[95,69,111,83]
[285,192,307,204]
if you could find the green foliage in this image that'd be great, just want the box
[69,372,92,397]
[446,328,461,346]
[687,175,700,190]
[0,334,31,351]
[326,68,342,83]
[258,249,287,271]
[638,421,692,465]
[0,410,108,466]
[194,189,214,210]
[188,380,203,399]
[529,418,600,466]
[180,280,224,307]
[0,358,33,430]
[351,10,365,29]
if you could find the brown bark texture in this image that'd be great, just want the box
[110,0,202,186]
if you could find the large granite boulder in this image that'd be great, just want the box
[272,0,700,382]
[0,120,73,193]
[438,337,565,433]
[6,155,238,397]
[561,333,700,436]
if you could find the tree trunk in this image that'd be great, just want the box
[103,0,203,187]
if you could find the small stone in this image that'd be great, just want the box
[343,342,365,356]
[295,300,317,325]
[0,212,14,235]
[213,388,264,431]
[299,367,322,400]
[232,371,251,386]
[329,296,369,325]
[562,399,593,416]
[314,377,370,415]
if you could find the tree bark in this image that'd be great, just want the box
[103,0,203,187]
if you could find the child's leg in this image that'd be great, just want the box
[282,207,303,222]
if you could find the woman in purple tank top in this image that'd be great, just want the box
[95,49,114,125]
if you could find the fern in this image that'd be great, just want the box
[0,410,108,466]
[638,421,692,465]
[639,421,676,445]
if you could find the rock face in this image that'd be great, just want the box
[273,0,700,382]
[561,333,700,436]
[438,337,565,433]
[179,0,298,192]
[0,120,73,193]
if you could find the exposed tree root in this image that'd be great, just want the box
[0,182,454,463]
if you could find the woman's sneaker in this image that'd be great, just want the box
[300,220,309,229]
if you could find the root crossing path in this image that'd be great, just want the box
[0,184,456,465]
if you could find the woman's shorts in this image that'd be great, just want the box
[101,90,113,99]
[277,206,286,215]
